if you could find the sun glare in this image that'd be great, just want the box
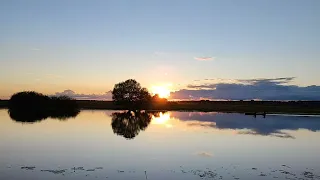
[152,112,172,128]
[151,85,171,98]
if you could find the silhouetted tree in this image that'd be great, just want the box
[112,79,151,109]
[111,111,153,139]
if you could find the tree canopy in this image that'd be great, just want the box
[112,79,151,109]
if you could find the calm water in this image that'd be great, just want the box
[0,109,320,180]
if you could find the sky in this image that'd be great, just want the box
[0,0,320,100]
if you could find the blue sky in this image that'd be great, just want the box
[0,0,319,100]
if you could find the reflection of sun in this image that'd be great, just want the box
[152,112,171,124]
[151,85,171,98]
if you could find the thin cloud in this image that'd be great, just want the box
[194,57,215,61]
[238,77,295,85]
[31,48,40,51]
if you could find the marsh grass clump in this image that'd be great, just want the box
[8,91,80,123]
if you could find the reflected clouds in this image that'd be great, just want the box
[172,112,320,138]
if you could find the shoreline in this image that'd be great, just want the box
[2,100,320,115]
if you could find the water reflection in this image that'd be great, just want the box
[7,108,320,140]
[1,110,320,180]
[8,108,80,123]
[111,111,163,139]
[173,112,320,138]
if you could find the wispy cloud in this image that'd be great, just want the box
[194,57,215,61]
[31,48,40,51]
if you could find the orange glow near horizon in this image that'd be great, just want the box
[150,84,171,98]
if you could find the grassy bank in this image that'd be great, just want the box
[2,100,320,114]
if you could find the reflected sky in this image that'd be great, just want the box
[0,110,320,180]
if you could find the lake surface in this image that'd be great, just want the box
[0,109,320,180]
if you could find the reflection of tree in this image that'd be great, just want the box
[111,111,158,139]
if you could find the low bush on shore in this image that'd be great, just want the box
[8,91,80,123]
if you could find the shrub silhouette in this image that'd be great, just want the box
[9,91,50,111]
[112,79,152,110]
[111,111,154,139]
[49,95,80,119]
[8,91,80,123]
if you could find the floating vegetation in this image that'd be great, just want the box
[21,166,36,170]
[279,170,296,176]
[41,169,67,174]
[72,167,85,171]
[86,169,96,172]
[190,169,218,179]
[4,164,320,180]
[282,165,291,168]
[302,171,320,179]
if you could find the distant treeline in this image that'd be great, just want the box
[2,98,320,114]
[2,99,320,114]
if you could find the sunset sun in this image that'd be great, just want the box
[151,85,171,98]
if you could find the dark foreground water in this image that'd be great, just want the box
[0,110,320,180]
